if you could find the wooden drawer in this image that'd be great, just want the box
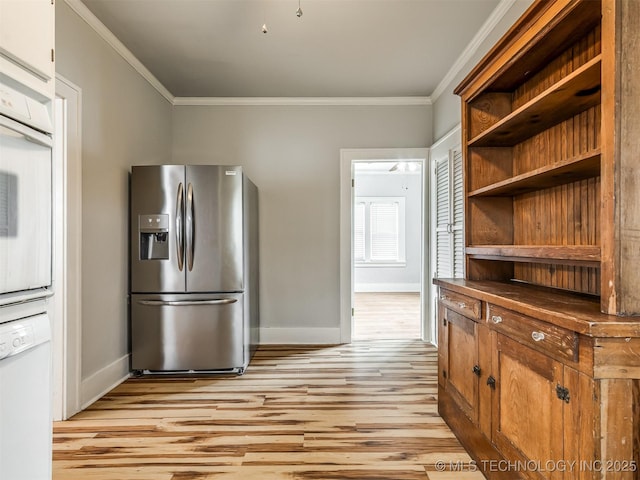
[439,289,481,320]
[486,304,578,362]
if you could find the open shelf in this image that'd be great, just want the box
[477,1,602,93]
[468,150,601,197]
[468,56,601,147]
[466,245,601,267]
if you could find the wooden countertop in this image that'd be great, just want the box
[433,279,640,338]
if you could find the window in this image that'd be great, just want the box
[354,202,366,262]
[354,197,405,265]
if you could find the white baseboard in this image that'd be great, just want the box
[259,327,341,344]
[80,354,130,410]
[354,283,421,293]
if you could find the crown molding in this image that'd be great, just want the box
[66,0,510,107]
[63,0,175,104]
[60,0,432,109]
[430,0,518,103]
[173,96,432,107]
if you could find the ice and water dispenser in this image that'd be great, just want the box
[139,214,169,260]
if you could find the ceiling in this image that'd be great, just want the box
[80,0,501,98]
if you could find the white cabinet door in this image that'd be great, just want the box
[433,148,464,279]
[429,126,465,346]
[0,0,54,98]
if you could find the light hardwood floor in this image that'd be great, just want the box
[353,293,421,340]
[53,342,483,480]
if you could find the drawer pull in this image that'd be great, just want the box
[491,315,503,324]
[440,295,449,301]
[472,365,481,377]
[531,331,545,342]
[458,302,466,308]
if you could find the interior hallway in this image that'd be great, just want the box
[353,292,422,340]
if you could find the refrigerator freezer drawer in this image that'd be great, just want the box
[131,293,245,372]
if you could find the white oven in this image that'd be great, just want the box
[0,81,52,298]
[0,80,54,479]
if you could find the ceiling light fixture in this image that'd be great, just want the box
[261,0,303,34]
[389,162,420,173]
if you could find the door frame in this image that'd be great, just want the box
[52,74,83,420]
[339,148,430,343]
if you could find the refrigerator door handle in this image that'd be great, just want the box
[186,182,194,271]
[176,182,185,271]
[137,299,238,306]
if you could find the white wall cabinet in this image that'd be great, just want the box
[0,0,55,100]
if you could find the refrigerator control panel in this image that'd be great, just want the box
[139,214,169,233]
[139,214,169,260]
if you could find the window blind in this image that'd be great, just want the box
[370,201,399,261]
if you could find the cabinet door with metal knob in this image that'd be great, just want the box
[442,308,479,424]
[491,333,564,478]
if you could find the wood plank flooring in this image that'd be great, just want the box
[53,341,484,480]
[353,293,421,341]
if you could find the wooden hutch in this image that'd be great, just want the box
[434,0,640,478]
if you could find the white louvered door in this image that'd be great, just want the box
[433,148,464,279]
[435,156,452,277]
[451,150,464,278]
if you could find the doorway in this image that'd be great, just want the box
[339,149,429,343]
[52,75,82,420]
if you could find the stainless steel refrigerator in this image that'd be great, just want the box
[129,165,258,374]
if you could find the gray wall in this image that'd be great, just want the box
[431,0,534,140]
[172,105,431,333]
[56,2,172,389]
[354,172,422,291]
